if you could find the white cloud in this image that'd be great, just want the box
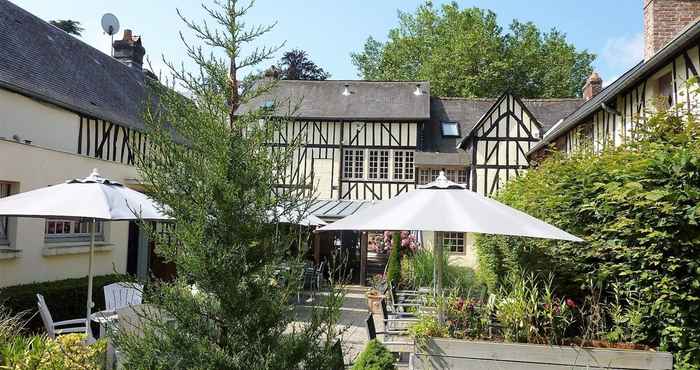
[599,33,644,85]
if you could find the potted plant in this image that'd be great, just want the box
[366,274,385,314]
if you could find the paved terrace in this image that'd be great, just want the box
[290,285,413,367]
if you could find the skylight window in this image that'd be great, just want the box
[441,121,460,137]
[260,100,275,109]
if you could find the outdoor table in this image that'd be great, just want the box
[90,309,118,338]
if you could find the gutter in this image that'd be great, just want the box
[527,18,700,156]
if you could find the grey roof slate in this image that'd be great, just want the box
[0,0,147,130]
[424,96,584,153]
[236,80,431,121]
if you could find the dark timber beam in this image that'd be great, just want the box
[360,232,368,286]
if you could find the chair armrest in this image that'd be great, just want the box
[385,317,419,322]
[54,318,87,327]
[55,327,87,335]
[393,302,422,307]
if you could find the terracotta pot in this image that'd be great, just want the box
[366,293,383,314]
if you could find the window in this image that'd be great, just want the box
[441,121,460,137]
[417,167,468,185]
[441,232,466,254]
[344,149,415,182]
[656,72,673,109]
[393,151,414,180]
[45,219,103,240]
[418,169,431,185]
[457,169,468,184]
[343,149,364,180]
[368,150,389,180]
[0,183,10,243]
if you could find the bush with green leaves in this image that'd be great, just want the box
[476,104,700,366]
[1,332,106,370]
[351,340,396,370]
[386,232,401,287]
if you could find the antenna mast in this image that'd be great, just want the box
[100,13,120,56]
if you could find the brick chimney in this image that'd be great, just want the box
[583,72,603,100]
[113,29,145,70]
[644,0,700,60]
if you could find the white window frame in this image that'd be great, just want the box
[440,232,466,254]
[343,149,415,182]
[343,149,365,180]
[45,219,104,241]
[393,150,414,181]
[368,150,389,180]
[0,182,10,244]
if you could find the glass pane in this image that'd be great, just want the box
[441,122,459,136]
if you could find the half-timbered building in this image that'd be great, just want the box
[0,0,155,286]
[528,0,700,161]
[238,80,430,201]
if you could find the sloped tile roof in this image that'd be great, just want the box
[236,80,431,121]
[0,0,147,130]
[425,96,584,153]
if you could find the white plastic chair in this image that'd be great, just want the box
[104,282,143,312]
[36,294,87,339]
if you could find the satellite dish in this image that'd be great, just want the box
[101,13,120,36]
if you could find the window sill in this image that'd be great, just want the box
[42,241,113,256]
[0,248,21,260]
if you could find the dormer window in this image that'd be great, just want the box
[440,121,460,137]
[260,100,275,110]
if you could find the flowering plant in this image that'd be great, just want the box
[382,230,418,254]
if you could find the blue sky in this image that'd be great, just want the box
[14,0,644,87]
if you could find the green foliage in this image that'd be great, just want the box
[351,2,594,98]
[386,232,401,287]
[0,333,106,369]
[115,1,344,369]
[0,274,128,332]
[495,273,574,345]
[49,19,84,36]
[408,315,448,342]
[275,49,330,80]
[476,105,700,365]
[351,340,396,370]
[404,249,481,296]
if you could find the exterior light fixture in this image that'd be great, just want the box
[342,84,351,96]
[413,84,423,96]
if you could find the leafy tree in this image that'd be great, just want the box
[476,95,700,367]
[49,19,84,36]
[351,2,595,98]
[275,49,330,80]
[113,1,343,369]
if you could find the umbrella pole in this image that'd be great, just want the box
[436,234,444,323]
[85,218,95,342]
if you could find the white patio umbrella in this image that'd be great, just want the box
[318,172,582,292]
[0,169,170,341]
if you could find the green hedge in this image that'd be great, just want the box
[0,274,130,333]
[475,108,700,367]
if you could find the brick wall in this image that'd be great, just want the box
[644,0,700,60]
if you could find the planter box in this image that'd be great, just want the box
[410,338,672,370]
